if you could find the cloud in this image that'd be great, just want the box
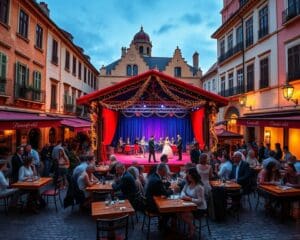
[154,23,177,35]
[181,13,202,25]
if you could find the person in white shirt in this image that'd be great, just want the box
[218,154,232,180]
[246,149,259,168]
[18,157,35,181]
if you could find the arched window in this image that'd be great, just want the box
[139,46,143,54]
[147,47,150,55]
[133,65,138,76]
[126,65,132,76]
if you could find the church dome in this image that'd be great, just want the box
[133,26,151,44]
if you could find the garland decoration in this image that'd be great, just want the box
[209,102,218,152]
[89,101,98,152]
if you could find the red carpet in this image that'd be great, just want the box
[114,152,191,172]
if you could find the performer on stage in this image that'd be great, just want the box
[162,137,174,159]
[118,137,125,152]
[140,136,146,158]
[177,134,183,161]
[134,137,139,155]
[148,136,156,162]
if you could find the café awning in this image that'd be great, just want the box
[61,117,91,132]
[237,115,300,128]
[0,111,61,130]
[216,129,243,139]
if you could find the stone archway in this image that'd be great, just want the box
[28,128,41,150]
[224,106,240,133]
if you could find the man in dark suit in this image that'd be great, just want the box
[145,163,172,212]
[230,151,251,192]
[176,134,182,161]
[11,146,24,183]
[112,163,138,203]
[148,136,156,163]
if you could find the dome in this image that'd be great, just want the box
[133,26,151,44]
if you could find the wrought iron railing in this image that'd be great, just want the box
[282,0,300,24]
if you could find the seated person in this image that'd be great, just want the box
[258,161,280,185]
[72,155,95,182]
[246,149,259,168]
[262,151,280,169]
[160,154,172,176]
[18,156,35,181]
[145,163,172,213]
[190,142,201,164]
[217,153,232,180]
[108,154,119,176]
[127,165,144,194]
[284,163,300,188]
[77,164,98,207]
[180,167,207,238]
[230,151,251,192]
[0,160,18,196]
[112,163,138,205]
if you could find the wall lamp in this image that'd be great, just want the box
[282,82,298,106]
[264,130,271,144]
[239,95,252,110]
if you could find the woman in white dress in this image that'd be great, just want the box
[162,137,174,159]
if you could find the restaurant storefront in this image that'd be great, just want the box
[237,112,300,159]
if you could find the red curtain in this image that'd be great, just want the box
[101,108,118,161]
[191,108,205,149]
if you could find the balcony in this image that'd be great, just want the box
[64,103,74,113]
[15,84,45,103]
[0,78,7,95]
[218,85,245,97]
[288,70,300,82]
[258,26,269,39]
[282,0,300,24]
[218,42,243,63]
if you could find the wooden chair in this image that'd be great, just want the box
[141,210,159,240]
[193,209,211,240]
[96,215,129,240]
[41,176,63,212]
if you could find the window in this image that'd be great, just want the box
[72,56,76,76]
[50,84,57,109]
[212,79,216,92]
[237,69,244,94]
[260,57,269,89]
[91,74,94,88]
[33,71,41,101]
[228,73,233,96]
[88,70,91,86]
[236,25,243,45]
[174,67,181,77]
[221,76,226,96]
[18,9,29,38]
[126,65,132,76]
[78,62,82,79]
[287,44,300,82]
[0,52,7,93]
[203,83,206,90]
[65,50,70,70]
[35,24,43,49]
[258,5,269,39]
[220,39,225,56]
[227,34,233,50]
[93,75,97,89]
[84,66,87,82]
[133,65,138,76]
[139,46,143,54]
[15,62,29,98]
[51,39,58,64]
[208,82,211,92]
[246,64,254,91]
[245,17,253,47]
[0,0,9,25]
[147,47,150,55]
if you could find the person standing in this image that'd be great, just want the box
[148,136,156,163]
[177,134,183,161]
[11,146,24,183]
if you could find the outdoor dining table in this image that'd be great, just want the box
[258,184,300,221]
[210,180,241,190]
[91,199,135,219]
[11,177,52,190]
[86,181,113,192]
[153,195,198,213]
[95,165,110,174]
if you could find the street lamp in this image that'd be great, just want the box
[239,95,252,110]
[282,82,298,105]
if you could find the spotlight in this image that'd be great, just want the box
[143,104,146,108]
[161,104,164,108]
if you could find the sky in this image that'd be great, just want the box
[45,0,222,73]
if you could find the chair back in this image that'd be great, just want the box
[96,215,129,240]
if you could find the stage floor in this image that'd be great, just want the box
[114,152,190,172]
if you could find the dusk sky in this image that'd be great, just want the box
[45,0,222,73]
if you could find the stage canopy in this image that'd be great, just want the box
[77,70,228,160]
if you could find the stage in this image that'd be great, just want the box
[113,152,191,173]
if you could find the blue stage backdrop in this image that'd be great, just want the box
[112,115,193,150]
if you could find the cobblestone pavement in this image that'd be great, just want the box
[1,192,300,240]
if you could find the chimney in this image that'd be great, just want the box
[121,47,126,57]
[39,2,50,17]
[193,52,199,69]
